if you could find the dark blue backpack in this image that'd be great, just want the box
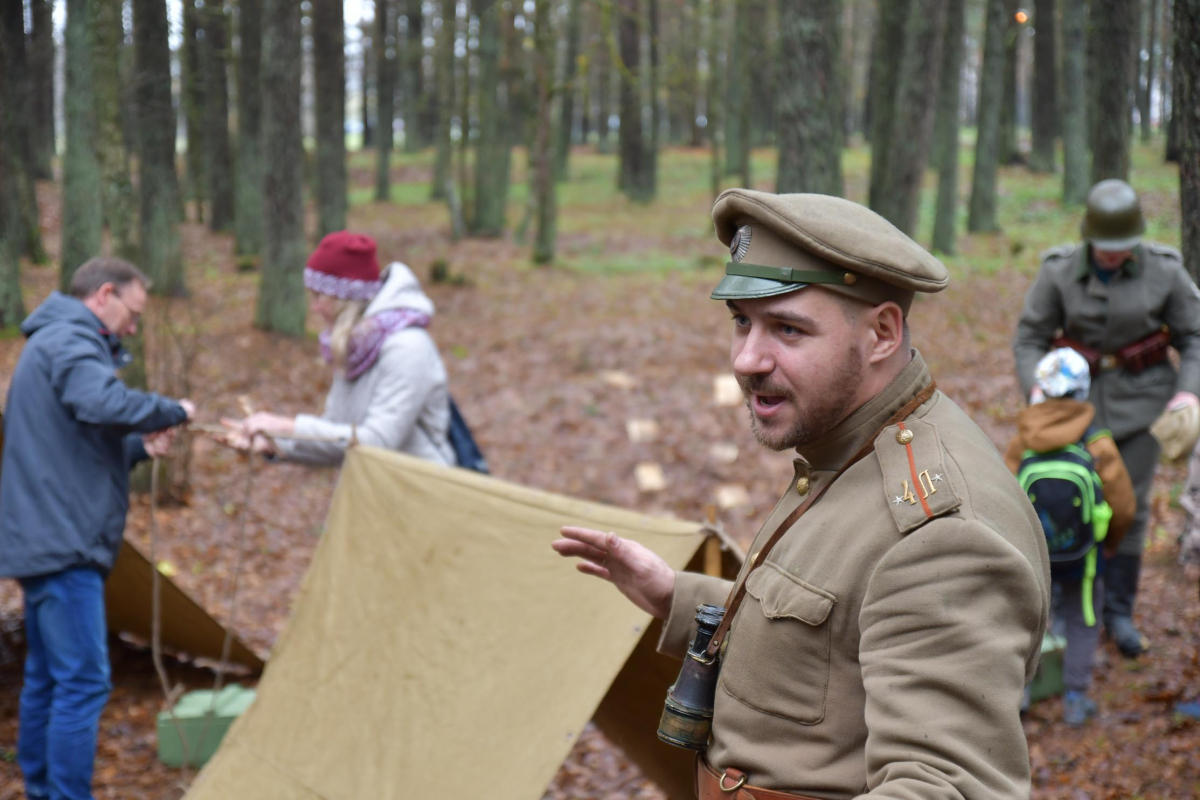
[448,397,488,473]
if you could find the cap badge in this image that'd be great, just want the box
[730,225,752,262]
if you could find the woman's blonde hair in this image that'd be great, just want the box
[327,299,370,369]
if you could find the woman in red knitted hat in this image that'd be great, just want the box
[220,231,456,466]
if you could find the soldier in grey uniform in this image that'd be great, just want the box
[1014,179,1200,657]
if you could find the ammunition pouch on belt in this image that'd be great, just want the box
[1052,329,1171,377]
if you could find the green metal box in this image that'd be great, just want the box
[157,684,256,768]
[1028,632,1067,703]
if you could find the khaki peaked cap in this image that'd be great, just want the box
[711,189,949,312]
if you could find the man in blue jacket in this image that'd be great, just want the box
[0,257,194,800]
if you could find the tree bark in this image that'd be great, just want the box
[555,0,583,179]
[866,0,910,211]
[532,0,557,264]
[596,5,614,153]
[876,0,946,236]
[1061,0,1090,203]
[60,0,104,288]
[998,0,1020,165]
[0,7,29,325]
[775,0,843,196]
[724,0,752,184]
[707,0,723,204]
[1178,0,1200,283]
[647,0,661,197]
[202,2,236,233]
[932,0,965,254]
[183,0,207,221]
[402,0,425,152]
[0,1,46,267]
[314,0,348,238]
[617,0,652,200]
[256,0,307,335]
[968,0,1009,232]
[472,0,511,236]
[236,0,265,256]
[29,0,55,180]
[430,0,455,200]
[361,22,375,149]
[93,0,138,261]
[133,0,184,295]
[1140,0,1159,141]
[1029,0,1058,171]
[1090,0,1139,183]
[376,0,396,202]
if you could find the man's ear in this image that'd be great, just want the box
[864,302,905,365]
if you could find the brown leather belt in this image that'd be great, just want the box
[696,757,822,800]
[1052,330,1170,376]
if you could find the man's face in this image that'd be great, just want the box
[95,281,146,338]
[727,288,868,451]
[1093,247,1133,270]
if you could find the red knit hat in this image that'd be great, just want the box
[304,231,382,302]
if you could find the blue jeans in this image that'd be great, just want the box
[18,568,112,800]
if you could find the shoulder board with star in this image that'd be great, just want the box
[1040,243,1079,264]
[875,418,963,534]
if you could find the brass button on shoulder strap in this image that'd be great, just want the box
[896,428,914,445]
[795,476,811,496]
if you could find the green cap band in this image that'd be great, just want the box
[724,261,858,286]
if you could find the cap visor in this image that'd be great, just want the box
[710,274,809,300]
[1089,235,1143,252]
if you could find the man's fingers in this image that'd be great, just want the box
[558,526,615,550]
[551,539,609,563]
[576,561,612,581]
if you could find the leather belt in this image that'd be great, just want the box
[696,756,822,800]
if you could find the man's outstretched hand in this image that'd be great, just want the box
[551,526,676,620]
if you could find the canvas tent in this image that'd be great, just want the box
[184,446,741,800]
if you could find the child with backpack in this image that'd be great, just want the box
[1004,347,1135,726]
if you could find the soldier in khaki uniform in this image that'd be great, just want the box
[1014,179,1200,657]
[555,190,1051,800]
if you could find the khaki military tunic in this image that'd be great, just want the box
[659,352,1050,800]
[1013,242,1200,441]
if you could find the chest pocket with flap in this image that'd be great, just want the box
[719,561,836,725]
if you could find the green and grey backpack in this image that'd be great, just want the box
[1017,429,1113,626]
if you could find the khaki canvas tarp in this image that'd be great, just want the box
[185,446,740,800]
[106,540,265,672]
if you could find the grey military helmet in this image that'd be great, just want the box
[1081,179,1145,251]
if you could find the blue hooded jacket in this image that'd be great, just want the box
[0,292,187,579]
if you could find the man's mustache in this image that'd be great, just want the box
[737,375,795,400]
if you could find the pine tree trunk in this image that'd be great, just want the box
[314,0,348,238]
[596,6,613,153]
[932,0,965,254]
[93,0,138,261]
[1178,0,1200,283]
[456,1,473,214]
[431,0,455,201]
[202,3,236,233]
[532,0,557,264]
[617,0,651,201]
[776,0,843,196]
[133,0,185,295]
[968,0,1008,232]
[0,11,26,325]
[183,0,207,222]
[997,0,1020,165]
[707,0,723,204]
[256,0,307,335]
[866,0,910,211]
[676,0,702,147]
[362,25,375,149]
[60,0,103,288]
[1141,0,1158,141]
[472,0,510,236]
[29,0,55,181]
[876,0,946,236]
[236,0,264,256]
[555,0,583,180]
[647,0,661,198]
[1061,0,1089,203]
[746,0,773,148]
[724,0,751,183]
[1091,0,1139,183]
[1029,0,1058,172]
[376,0,396,202]
[0,4,45,266]
[403,0,425,153]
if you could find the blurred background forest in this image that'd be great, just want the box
[2,0,1200,798]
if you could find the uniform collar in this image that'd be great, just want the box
[1076,243,1142,281]
[794,349,933,472]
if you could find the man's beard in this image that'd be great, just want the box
[738,345,867,451]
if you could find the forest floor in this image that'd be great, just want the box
[1,140,1198,799]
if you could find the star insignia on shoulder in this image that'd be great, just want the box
[932,474,943,483]
[891,495,904,506]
